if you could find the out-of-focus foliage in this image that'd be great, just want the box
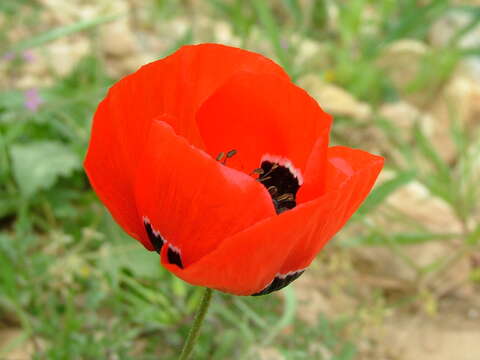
[1,0,479,359]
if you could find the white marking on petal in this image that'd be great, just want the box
[276,268,306,279]
[168,243,181,254]
[261,154,304,185]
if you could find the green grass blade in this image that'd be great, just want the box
[358,171,416,215]
[345,231,458,247]
[262,286,297,345]
[250,1,292,74]
[282,0,303,26]
[413,123,451,178]
[466,223,480,246]
[8,14,120,53]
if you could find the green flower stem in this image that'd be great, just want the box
[178,287,213,360]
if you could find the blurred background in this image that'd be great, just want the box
[1,0,480,359]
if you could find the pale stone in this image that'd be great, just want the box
[39,0,128,23]
[0,328,37,359]
[213,21,241,47]
[107,52,157,78]
[168,18,190,39]
[294,273,332,325]
[37,0,76,23]
[296,38,321,63]
[297,74,372,121]
[427,69,480,161]
[429,11,480,49]
[387,181,462,233]
[293,264,358,325]
[46,37,90,76]
[13,37,89,87]
[379,101,434,135]
[256,347,286,360]
[294,38,329,71]
[100,20,138,56]
[193,17,241,46]
[351,179,470,287]
[245,26,276,58]
[436,71,480,130]
[381,315,480,360]
[16,74,53,89]
[378,39,428,93]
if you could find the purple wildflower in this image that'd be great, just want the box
[24,89,43,112]
[2,52,15,61]
[22,50,35,63]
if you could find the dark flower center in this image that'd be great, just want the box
[256,161,300,214]
[215,150,300,214]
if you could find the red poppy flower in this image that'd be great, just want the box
[84,44,383,296]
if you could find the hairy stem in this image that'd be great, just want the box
[178,287,213,360]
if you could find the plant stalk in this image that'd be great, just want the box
[178,287,213,360]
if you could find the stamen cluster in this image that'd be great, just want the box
[255,161,300,214]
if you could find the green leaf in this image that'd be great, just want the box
[10,141,81,197]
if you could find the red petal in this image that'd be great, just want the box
[279,146,385,273]
[134,119,276,266]
[164,146,383,295]
[84,44,288,246]
[84,98,147,245]
[296,123,332,204]
[196,72,331,178]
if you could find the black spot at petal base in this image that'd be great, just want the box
[251,270,305,296]
[167,246,184,269]
[144,220,165,253]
